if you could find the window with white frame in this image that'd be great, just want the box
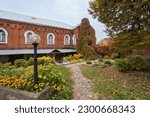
[64,35,70,45]
[24,30,34,44]
[0,27,8,44]
[47,33,55,44]
[72,35,76,45]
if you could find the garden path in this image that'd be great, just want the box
[66,62,98,100]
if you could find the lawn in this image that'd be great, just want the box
[80,65,150,100]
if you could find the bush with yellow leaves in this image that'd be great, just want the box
[27,56,55,66]
[63,53,83,63]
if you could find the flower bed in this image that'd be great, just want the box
[0,56,72,99]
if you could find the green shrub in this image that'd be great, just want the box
[145,58,150,70]
[38,56,55,65]
[104,60,112,65]
[103,55,109,59]
[27,57,34,66]
[111,52,120,59]
[14,59,27,68]
[27,56,55,66]
[0,63,12,70]
[1,67,23,77]
[126,55,147,71]
[0,63,22,76]
[86,61,92,64]
[115,55,149,72]
[115,59,131,72]
[98,58,103,63]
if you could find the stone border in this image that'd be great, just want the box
[0,85,51,100]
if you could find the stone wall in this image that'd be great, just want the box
[0,85,51,100]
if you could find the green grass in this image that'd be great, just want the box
[50,65,73,100]
[80,65,150,100]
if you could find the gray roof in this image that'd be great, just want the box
[0,49,77,55]
[0,10,73,29]
[57,49,77,53]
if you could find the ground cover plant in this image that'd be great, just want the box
[0,56,72,100]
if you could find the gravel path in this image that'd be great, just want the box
[66,63,98,100]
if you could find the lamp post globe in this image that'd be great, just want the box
[30,34,41,44]
[29,34,41,86]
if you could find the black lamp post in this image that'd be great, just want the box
[30,34,41,85]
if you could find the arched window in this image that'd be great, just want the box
[0,27,8,44]
[24,30,34,44]
[72,35,76,45]
[64,35,70,45]
[47,33,55,44]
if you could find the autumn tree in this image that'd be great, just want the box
[89,0,150,53]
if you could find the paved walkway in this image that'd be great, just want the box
[66,62,98,100]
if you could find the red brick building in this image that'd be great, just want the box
[0,10,96,63]
[98,38,112,46]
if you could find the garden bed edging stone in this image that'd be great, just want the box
[0,85,51,100]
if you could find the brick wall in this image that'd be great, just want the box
[0,18,96,50]
[0,20,73,49]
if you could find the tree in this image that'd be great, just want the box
[92,44,111,57]
[89,0,150,53]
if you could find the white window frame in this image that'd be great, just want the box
[0,27,8,44]
[24,30,35,44]
[47,33,55,45]
[64,35,70,45]
[72,34,76,45]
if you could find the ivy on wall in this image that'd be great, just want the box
[77,18,96,60]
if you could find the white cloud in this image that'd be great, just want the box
[0,0,108,41]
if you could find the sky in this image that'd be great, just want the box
[0,0,108,41]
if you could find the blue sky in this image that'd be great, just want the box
[0,0,108,41]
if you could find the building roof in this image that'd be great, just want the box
[0,49,77,55]
[0,10,73,29]
[57,49,77,53]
